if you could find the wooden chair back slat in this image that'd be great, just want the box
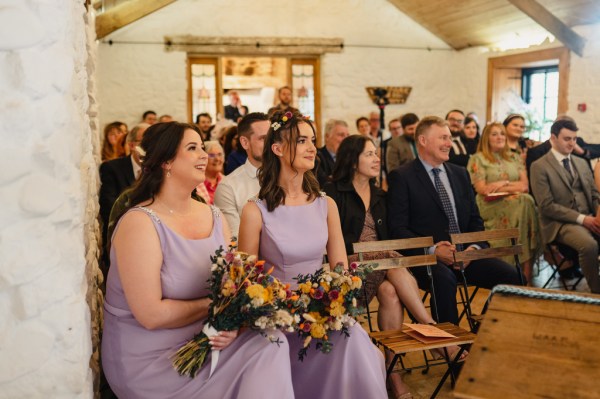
[453,245,522,262]
[353,236,434,253]
[362,254,437,271]
[450,228,519,245]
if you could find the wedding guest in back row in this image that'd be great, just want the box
[356,116,370,136]
[325,134,465,399]
[195,112,213,141]
[268,86,299,116]
[102,122,294,399]
[224,90,248,123]
[462,116,480,155]
[238,111,387,399]
[388,116,522,324]
[142,110,157,125]
[315,119,349,187]
[99,123,150,275]
[386,113,419,172]
[201,141,225,204]
[101,122,127,162]
[446,109,470,168]
[467,122,541,284]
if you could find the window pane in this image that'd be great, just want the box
[292,64,315,119]
[546,72,559,97]
[545,97,558,121]
[530,73,546,98]
[191,63,217,122]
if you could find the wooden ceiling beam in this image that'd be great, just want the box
[95,0,177,39]
[507,0,586,56]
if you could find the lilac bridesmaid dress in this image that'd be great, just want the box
[102,206,294,399]
[255,195,387,399]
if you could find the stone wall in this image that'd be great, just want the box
[0,1,98,398]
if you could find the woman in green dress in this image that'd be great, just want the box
[467,122,541,285]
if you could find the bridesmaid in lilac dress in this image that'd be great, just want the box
[101,122,294,399]
[238,111,387,399]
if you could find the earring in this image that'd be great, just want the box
[167,170,171,178]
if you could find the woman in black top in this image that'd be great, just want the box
[324,135,461,399]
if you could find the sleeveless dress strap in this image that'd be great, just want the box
[133,206,161,223]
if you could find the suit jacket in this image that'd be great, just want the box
[386,135,416,173]
[315,146,335,187]
[387,159,487,252]
[448,136,470,168]
[99,156,135,235]
[224,104,248,122]
[530,151,600,244]
[526,139,593,177]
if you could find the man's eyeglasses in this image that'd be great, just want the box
[448,117,464,124]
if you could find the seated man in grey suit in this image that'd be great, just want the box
[386,113,419,172]
[530,119,600,293]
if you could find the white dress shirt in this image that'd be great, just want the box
[213,159,260,238]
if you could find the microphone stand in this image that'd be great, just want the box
[372,88,389,186]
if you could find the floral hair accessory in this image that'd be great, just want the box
[271,111,296,131]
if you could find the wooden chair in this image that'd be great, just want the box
[542,242,584,291]
[450,228,525,331]
[353,236,440,332]
[353,237,476,394]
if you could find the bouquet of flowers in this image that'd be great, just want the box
[172,244,297,378]
[289,261,375,361]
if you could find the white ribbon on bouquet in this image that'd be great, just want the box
[202,323,220,378]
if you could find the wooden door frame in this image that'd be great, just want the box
[187,55,321,139]
[486,47,570,122]
[186,56,220,124]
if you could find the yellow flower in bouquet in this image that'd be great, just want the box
[310,323,326,339]
[289,262,376,361]
[329,300,346,317]
[172,245,296,378]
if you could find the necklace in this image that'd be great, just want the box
[156,198,192,216]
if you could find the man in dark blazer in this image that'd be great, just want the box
[315,119,349,187]
[99,123,149,274]
[224,90,248,122]
[387,116,521,324]
[530,119,600,293]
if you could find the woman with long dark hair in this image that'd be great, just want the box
[238,111,387,399]
[102,122,294,399]
[325,135,464,399]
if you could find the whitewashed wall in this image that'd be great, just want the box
[98,0,478,132]
[0,1,97,398]
[97,0,600,141]
[568,24,600,139]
